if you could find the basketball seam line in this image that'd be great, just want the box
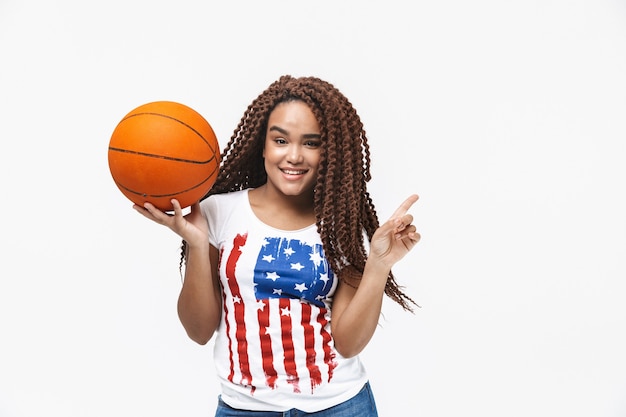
[122,111,217,151]
[108,147,216,164]
[114,167,219,198]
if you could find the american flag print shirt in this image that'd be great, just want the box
[202,190,368,412]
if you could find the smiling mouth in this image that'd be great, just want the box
[281,168,308,175]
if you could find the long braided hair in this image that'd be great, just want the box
[181,75,416,312]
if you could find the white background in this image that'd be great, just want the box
[1,1,625,416]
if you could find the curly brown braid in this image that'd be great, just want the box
[180,75,416,312]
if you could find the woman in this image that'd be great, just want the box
[134,75,420,416]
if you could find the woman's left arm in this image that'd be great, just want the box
[331,194,420,358]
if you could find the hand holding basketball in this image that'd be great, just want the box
[133,199,209,249]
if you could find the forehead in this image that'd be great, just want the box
[268,100,319,129]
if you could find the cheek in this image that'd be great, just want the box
[311,152,322,169]
[263,145,280,163]
[263,155,270,173]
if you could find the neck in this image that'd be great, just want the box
[249,185,316,230]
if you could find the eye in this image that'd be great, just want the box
[273,137,287,145]
[304,140,321,148]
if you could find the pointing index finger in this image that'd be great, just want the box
[390,194,419,219]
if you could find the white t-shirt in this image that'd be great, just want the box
[202,189,368,412]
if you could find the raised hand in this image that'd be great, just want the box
[369,194,420,268]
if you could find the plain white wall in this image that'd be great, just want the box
[1,1,625,416]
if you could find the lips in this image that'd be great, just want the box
[281,168,308,175]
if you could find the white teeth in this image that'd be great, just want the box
[283,169,306,175]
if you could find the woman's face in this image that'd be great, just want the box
[262,100,322,199]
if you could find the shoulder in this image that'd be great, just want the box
[201,190,251,244]
[200,189,252,226]
[201,189,249,212]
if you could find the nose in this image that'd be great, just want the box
[286,144,304,164]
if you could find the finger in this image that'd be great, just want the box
[141,202,173,224]
[133,203,154,219]
[143,201,159,215]
[396,225,420,241]
[393,213,414,232]
[171,199,183,217]
[389,194,419,220]
[401,232,421,249]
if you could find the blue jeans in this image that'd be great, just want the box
[214,382,378,417]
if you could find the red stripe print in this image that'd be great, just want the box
[258,299,278,389]
[221,276,234,383]
[219,246,236,384]
[279,298,300,393]
[301,302,322,393]
[317,307,336,382]
[224,233,255,393]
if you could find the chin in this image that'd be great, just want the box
[277,185,315,198]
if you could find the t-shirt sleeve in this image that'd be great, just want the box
[201,195,220,247]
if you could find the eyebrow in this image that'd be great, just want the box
[269,125,321,140]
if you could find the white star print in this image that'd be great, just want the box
[294,283,308,292]
[266,272,280,281]
[309,251,323,266]
[284,247,295,256]
[291,262,304,271]
[262,254,275,262]
[319,272,329,288]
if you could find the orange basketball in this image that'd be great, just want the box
[108,101,220,211]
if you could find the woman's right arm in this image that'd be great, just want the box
[134,199,222,345]
[177,241,221,344]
